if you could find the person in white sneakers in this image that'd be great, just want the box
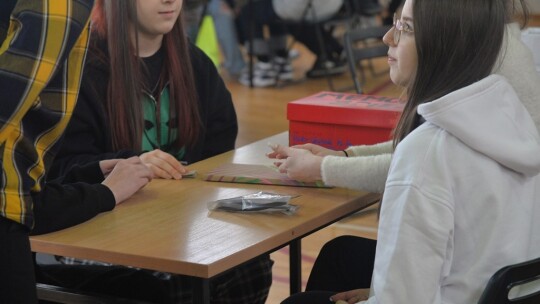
[236,0,347,86]
[235,0,291,87]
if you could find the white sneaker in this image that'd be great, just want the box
[273,57,293,81]
[239,61,278,87]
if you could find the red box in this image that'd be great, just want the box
[288,91,404,150]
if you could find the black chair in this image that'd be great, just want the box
[477,257,540,304]
[343,25,391,93]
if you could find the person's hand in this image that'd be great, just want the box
[99,159,122,177]
[331,289,370,304]
[292,143,345,157]
[140,149,187,179]
[267,143,344,159]
[102,156,153,205]
[269,144,323,181]
[266,143,294,159]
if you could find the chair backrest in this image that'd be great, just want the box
[343,26,391,93]
[477,257,540,304]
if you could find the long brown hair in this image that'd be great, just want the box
[92,0,201,151]
[392,0,507,148]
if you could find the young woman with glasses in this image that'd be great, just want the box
[268,0,537,194]
[278,0,540,303]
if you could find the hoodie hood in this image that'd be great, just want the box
[418,74,540,177]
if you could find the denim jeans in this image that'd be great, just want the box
[208,0,246,76]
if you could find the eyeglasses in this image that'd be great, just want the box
[392,13,414,45]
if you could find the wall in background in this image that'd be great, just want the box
[526,0,540,14]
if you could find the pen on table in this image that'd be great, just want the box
[181,161,188,166]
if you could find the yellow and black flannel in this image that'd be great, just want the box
[0,0,93,228]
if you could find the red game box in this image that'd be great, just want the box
[288,91,404,150]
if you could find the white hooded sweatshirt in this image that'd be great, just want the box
[360,75,540,304]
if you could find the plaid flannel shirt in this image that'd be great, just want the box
[0,0,93,228]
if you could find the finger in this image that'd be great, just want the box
[99,159,120,175]
[139,174,152,186]
[332,289,366,303]
[137,163,154,180]
[269,143,292,157]
[267,142,279,151]
[149,159,176,177]
[267,151,288,159]
[140,169,154,182]
[266,143,280,159]
[157,152,187,174]
[291,143,312,150]
[149,150,187,174]
[276,152,289,159]
[277,154,287,159]
[266,151,279,159]
[160,160,184,179]
[148,164,174,179]
[330,290,354,302]
[101,159,121,168]
[274,161,287,174]
[134,170,152,186]
[144,155,184,179]
[347,296,361,304]
[126,156,144,164]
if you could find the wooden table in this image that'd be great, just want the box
[31,132,379,303]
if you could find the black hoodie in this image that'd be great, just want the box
[48,35,238,180]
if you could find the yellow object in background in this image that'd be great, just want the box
[195,15,220,68]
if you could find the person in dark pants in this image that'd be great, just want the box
[281,236,376,304]
[236,0,292,86]
[0,2,94,302]
[236,0,347,84]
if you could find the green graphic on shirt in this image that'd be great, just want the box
[142,88,185,160]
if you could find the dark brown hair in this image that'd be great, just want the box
[92,0,201,151]
[392,0,507,148]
